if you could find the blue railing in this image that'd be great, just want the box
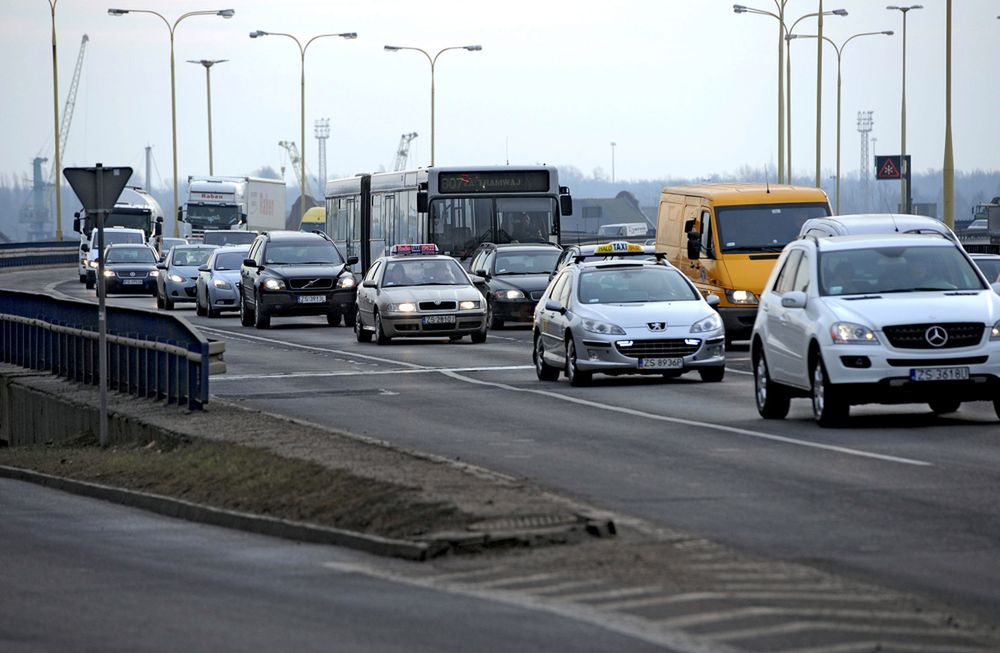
[0,240,79,268]
[0,289,224,409]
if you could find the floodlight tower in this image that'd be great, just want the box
[314,118,329,191]
[857,110,874,181]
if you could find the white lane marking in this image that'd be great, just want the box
[725,368,753,376]
[600,591,896,612]
[659,606,945,629]
[715,620,984,643]
[438,371,932,467]
[552,586,664,603]
[321,561,742,653]
[213,365,535,382]
[785,642,988,653]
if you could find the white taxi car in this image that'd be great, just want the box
[751,233,1000,425]
[533,259,725,385]
[354,244,488,344]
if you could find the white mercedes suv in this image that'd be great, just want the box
[751,233,1000,426]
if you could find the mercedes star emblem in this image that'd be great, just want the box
[925,325,948,347]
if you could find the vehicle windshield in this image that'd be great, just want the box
[105,210,152,235]
[94,230,144,248]
[213,252,249,271]
[170,249,214,267]
[715,202,830,253]
[187,204,241,228]
[578,267,699,304]
[495,250,560,275]
[966,218,988,230]
[972,258,1000,283]
[202,231,257,246]
[264,242,344,265]
[105,247,156,264]
[819,245,986,296]
[430,197,556,257]
[383,259,468,287]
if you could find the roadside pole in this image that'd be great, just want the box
[64,164,133,447]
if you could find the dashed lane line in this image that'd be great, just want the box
[213,366,535,382]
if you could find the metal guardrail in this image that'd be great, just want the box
[0,240,79,268]
[0,289,224,409]
[956,231,1000,254]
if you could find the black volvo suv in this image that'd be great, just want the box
[239,231,358,329]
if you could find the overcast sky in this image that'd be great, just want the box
[2,0,997,189]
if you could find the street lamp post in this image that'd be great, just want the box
[108,8,235,237]
[48,0,64,241]
[785,8,848,183]
[384,44,482,167]
[187,59,227,176]
[789,30,894,213]
[942,0,953,228]
[887,5,923,214]
[251,30,356,221]
[610,142,616,183]
[734,2,789,184]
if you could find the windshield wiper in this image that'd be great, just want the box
[881,287,953,293]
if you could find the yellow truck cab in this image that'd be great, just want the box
[655,183,831,343]
[299,206,326,232]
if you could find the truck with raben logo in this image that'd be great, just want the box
[179,176,286,241]
[73,186,163,283]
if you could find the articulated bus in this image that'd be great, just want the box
[325,166,573,272]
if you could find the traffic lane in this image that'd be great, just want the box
[0,478,666,653]
[212,366,1000,620]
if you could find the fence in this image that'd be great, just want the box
[0,240,79,268]
[0,289,224,409]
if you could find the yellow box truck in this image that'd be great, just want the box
[655,183,831,343]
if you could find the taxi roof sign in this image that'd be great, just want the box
[593,241,644,255]
[390,243,439,256]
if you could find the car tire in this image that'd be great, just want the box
[488,301,504,330]
[355,308,372,343]
[928,399,961,415]
[196,293,207,317]
[162,294,174,311]
[449,335,464,342]
[343,310,356,328]
[699,366,725,383]
[85,276,94,290]
[79,273,86,283]
[533,334,560,381]
[327,312,342,327]
[156,292,164,309]
[253,293,270,329]
[374,311,390,345]
[471,327,487,344]
[994,397,1000,421]
[754,350,790,419]
[565,337,591,387]
[239,294,254,327]
[811,354,848,427]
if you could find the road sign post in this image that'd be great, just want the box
[63,164,133,447]
[875,155,912,214]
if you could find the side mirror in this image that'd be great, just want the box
[469,274,486,285]
[473,268,488,278]
[80,243,90,253]
[72,217,81,233]
[156,263,167,270]
[242,258,257,268]
[240,213,248,225]
[346,256,359,266]
[686,231,701,260]
[781,291,807,309]
[362,279,377,288]
[560,194,573,217]
[706,294,721,308]
[544,299,566,314]
[153,221,163,238]
[197,265,210,272]
[177,207,185,223]
[416,190,428,213]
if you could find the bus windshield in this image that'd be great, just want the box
[187,204,241,229]
[430,197,556,257]
[715,202,830,253]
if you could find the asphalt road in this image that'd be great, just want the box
[13,269,1000,628]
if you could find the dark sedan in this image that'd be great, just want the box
[100,244,160,295]
[468,243,561,328]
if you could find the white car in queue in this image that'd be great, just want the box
[533,260,726,386]
[354,244,488,344]
[751,233,1000,426]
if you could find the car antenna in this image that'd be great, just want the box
[765,161,771,194]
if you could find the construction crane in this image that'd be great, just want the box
[278,140,312,196]
[48,34,89,191]
[393,132,418,171]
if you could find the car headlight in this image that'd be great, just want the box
[691,313,723,333]
[459,300,481,310]
[212,278,231,289]
[103,269,115,278]
[167,273,185,284]
[494,289,524,300]
[991,320,1000,341]
[336,276,356,289]
[724,289,758,305]
[88,260,99,268]
[149,270,159,277]
[582,319,626,336]
[830,321,880,345]
[389,302,417,313]
[262,278,286,291]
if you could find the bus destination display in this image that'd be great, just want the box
[438,170,550,194]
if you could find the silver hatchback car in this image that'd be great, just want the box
[533,260,726,385]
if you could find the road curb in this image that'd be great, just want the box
[0,464,433,561]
